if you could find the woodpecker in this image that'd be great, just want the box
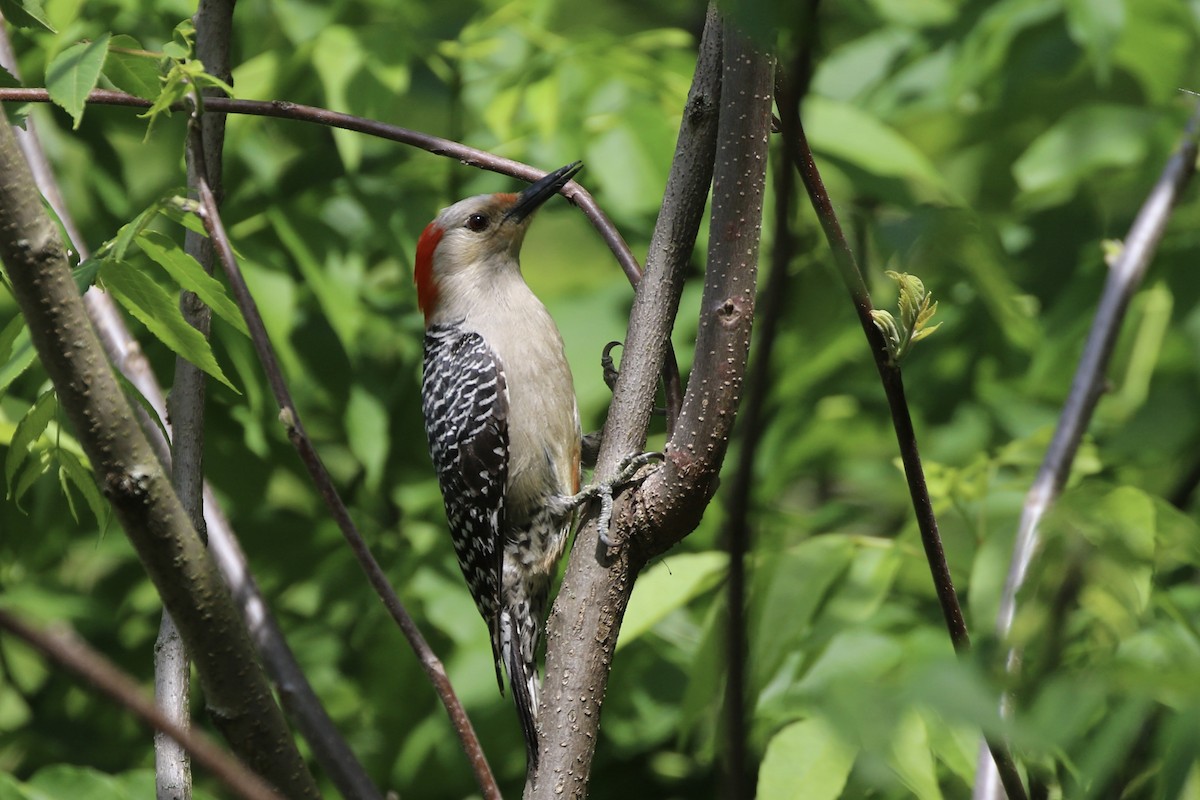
[415,162,588,767]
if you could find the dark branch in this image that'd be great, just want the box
[0,610,283,800]
[720,20,819,795]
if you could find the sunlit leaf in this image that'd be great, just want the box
[758,717,857,800]
[103,34,162,101]
[136,230,250,336]
[46,34,111,128]
[5,389,57,493]
[100,260,237,391]
[345,385,389,493]
[618,552,727,650]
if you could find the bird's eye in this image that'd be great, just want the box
[465,213,490,232]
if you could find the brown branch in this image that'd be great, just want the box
[778,73,1029,800]
[183,121,499,800]
[623,26,772,561]
[0,610,283,800]
[0,86,684,430]
[0,101,319,800]
[529,11,771,798]
[719,22,818,796]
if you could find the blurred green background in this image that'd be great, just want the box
[3,0,1200,797]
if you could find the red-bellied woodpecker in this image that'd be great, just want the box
[416,162,655,767]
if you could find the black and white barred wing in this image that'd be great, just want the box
[421,324,509,673]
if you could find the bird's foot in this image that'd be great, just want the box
[571,451,664,549]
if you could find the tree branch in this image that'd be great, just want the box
[529,12,771,798]
[720,23,818,796]
[973,100,1200,800]
[0,99,319,800]
[0,610,283,800]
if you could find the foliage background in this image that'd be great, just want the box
[2,0,1200,797]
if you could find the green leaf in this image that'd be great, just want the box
[165,18,196,60]
[58,449,109,532]
[72,257,102,294]
[873,271,941,364]
[752,536,858,690]
[5,389,57,494]
[26,764,130,800]
[157,201,210,238]
[100,260,237,391]
[803,96,954,202]
[113,368,170,445]
[889,709,944,800]
[103,35,162,101]
[312,25,364,170]
[758,717,857,800]
[618,552,727,650]
[0,0,55,32]
[0,63,21,88]
[0,771,34,799]
[0,320,37,398]
[11,449,51,508]
[871,309,901,357]
[136,230,250,336]
[1064,0,1124,81]
[269,209,362,349]
[46,34,111,129]
[345,385,389,493]
[107,197,172,261]
[1012,105,1157,209]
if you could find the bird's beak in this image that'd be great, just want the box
[506,162,583,223]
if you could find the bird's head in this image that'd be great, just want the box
[414,162,583,323]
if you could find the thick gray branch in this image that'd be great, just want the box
[0,105,319,800]
[529,11,772,798]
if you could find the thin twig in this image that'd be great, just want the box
[973,100,1200,800]
[184,120,500,800]
[781,77,1029,800]
[0,610,283,800]
[0,87,684,431]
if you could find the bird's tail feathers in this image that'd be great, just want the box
[500,606,541,769]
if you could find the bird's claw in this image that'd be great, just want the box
[601,341,622,393]
[593,451,665,549]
